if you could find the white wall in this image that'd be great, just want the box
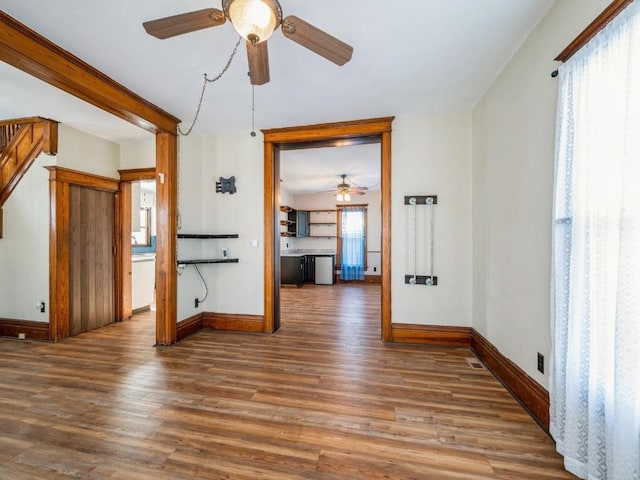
[119,137,155,170]
[471,0,612,387]
[193,133,264,316]
[0,124,121,323]
[392,113,472,327]
[56,124,120,178]
[0,152,52,322]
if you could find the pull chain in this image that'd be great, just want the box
[250,82,256,137]
[178,37,242,136]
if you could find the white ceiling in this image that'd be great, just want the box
[0,0,556,190]
[281,143,381,194]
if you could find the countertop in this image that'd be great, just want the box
[132,253,156,263]
[281,249,336,258]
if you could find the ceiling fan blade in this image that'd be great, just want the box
[281,15,353,66]
[351,186,369,191]
[247,41,270,85]
[143,9,226,39]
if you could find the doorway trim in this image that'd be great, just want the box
[118,168,156,321]
[262,117,394,340]
[46,166,120,341]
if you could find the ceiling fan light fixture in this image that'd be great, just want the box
[344,193,351,202]
[337,192,344,202]
[227,0,280,43]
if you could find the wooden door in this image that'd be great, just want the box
[69,185,115,336]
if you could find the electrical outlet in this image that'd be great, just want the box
[194,298,200,308]
[537,352,545,374]
[18,333,26,340]
[373,267,377,272]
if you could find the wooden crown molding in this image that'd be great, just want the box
[45,166,119,192]
[555,0,634,62]
[118,168,156,182]
[262,117,394,144]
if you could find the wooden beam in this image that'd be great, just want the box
[155,133,178,346]
[262,117,395,144]
[263,140,278,333]
[47,168,69,341]
[381,130,392,342]
[555,0,634,62]
[118,182,132,321]
[0,11,179,134]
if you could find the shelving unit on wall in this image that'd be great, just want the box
[279,206,296,237]
[309,210,337,238]
[176,233,239,265]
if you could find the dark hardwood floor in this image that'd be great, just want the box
[0,284,574,479]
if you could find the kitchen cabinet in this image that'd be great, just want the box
[296,210,310,237]
[281,255,304,286]
[303,255,315,282]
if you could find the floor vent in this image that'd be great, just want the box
[466,357,485,369]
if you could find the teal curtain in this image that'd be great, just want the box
[340,207,365,281]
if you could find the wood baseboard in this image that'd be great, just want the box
[176,314,203,342]
[364,275,381,284]
[470,329,550,430]
[132,306,151,315]
[176,312,266,341]
[202,313,265,332]
[0,318,50,341]
[391,323,472,347]
[390,323,550,430]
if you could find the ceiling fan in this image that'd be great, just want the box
[143,0,354,86]
[333,174,368,201]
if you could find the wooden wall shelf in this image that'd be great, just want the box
[178,233,239,239]
[177,258,239,265]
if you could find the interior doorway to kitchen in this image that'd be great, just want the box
[262,117,393,340]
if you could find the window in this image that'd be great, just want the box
[550,3,640,479]
[338,206,367,281]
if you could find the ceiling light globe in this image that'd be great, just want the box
[344,193,351,202]
[337,193,344,202]
[228,0,277,43]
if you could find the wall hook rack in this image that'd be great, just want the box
[404,194,438,286]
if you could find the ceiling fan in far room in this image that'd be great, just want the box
[330,174,368,201]
[142,0,354,85]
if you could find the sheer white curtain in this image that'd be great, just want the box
[551,2,640,479]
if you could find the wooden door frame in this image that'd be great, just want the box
[1,13,180,345]
[262,117,394,341]
[46,167,120,341]
[118,168,156,322]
